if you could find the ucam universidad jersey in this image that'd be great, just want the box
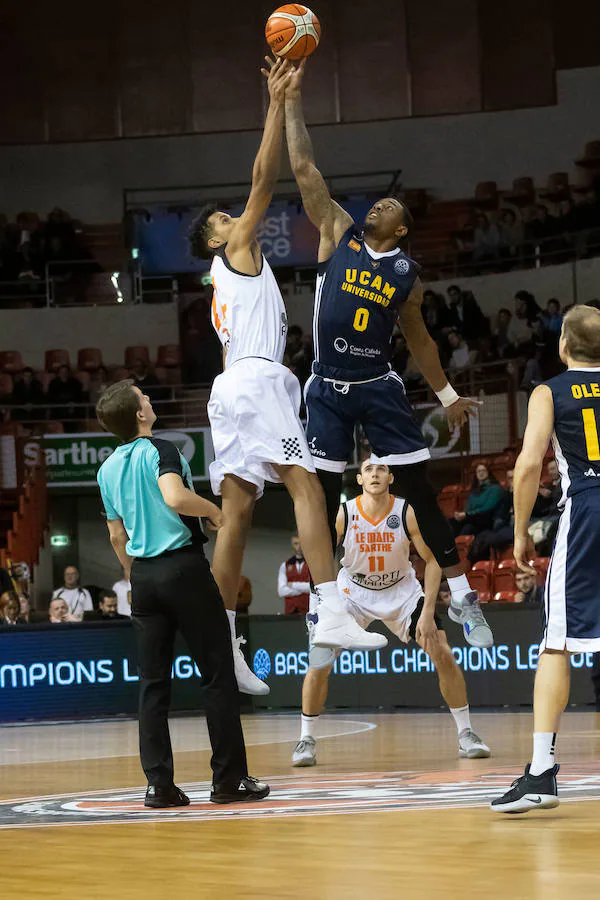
[547,367,600,505]
[312,224,420,382]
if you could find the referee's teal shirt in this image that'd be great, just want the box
[97,436,205,558]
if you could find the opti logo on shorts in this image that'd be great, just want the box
[394,258,410,275]
[253,649,271,680]
[386,515,401,529]
[334,337,349,353]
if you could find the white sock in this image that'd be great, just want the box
[450,704,471,735]
[447,574,472,605]
[226,608,236,642]
[301,713,318,740]
[315,580,345,613]
[530,732,557,776]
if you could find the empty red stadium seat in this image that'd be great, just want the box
[125,346,150,368]
[113,367,129,382]
[0,351,23,373]
[530,557,550,585]
[156,344,181,368]
[478,591,491,604]
[468,565,491,595]
[45,349,70,372]
[76,371,91,391]
[494,560,518,593]
[438,484,461,517]
[505,177,535,206]
[494,591,517,603]
[455,535,474,563]
[78,348,103,371]
[474,181,498,209]
[490,453,515,482]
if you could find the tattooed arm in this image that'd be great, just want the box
[284,62,353,262]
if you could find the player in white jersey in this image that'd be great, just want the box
[189,58,387,695]
[292,458,490,767]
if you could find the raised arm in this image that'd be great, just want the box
[227,57,293,264]
[285,62,352,262]
[398,278,482,429]
[513,385,555,571]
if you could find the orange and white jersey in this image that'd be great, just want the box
[209,247,288,368]
[340,495,419,593]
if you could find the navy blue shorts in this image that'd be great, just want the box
[543,490,600,652]
[304,371,430,472]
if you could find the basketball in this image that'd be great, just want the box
[265,4,321,61]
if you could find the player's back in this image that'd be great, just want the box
[210,248,288,368]
[547,367,600,503]
[313,225,420,383]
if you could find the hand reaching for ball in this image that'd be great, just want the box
[261,56,294,103]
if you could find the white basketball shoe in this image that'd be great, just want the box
[311,588,388,651]
[292,737,317,767]
[233,636,270,695]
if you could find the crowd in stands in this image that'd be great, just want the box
[0,358,169,432]
[454,174,600,274]
[0,208,95,282]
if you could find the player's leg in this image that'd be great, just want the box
[361,373,493,648]
[292,661,333,767]
[273,462,387,652]
[407,599,491,758]
[130,559,184,807]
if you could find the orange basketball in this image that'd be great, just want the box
[265,4,321,61]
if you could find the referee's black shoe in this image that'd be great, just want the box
[490,764,559,814]
[144,784,190,808]
[210,775,270,804]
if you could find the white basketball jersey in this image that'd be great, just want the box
[210,249,288,368]
[340,496,418,591]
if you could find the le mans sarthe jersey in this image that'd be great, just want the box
[312,225,420,383]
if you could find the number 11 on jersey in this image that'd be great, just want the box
[368,555,384,572]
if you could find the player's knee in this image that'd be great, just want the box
[428,639,455,672]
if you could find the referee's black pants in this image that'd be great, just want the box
[130,545,248,788]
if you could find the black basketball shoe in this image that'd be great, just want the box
[144,784,190,809]
[490,764,559,814]
[210,776,270,804]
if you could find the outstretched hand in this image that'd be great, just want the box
[445,396,483,430]
[260,55,294,103]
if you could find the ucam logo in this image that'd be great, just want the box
[253,649,271,680]
[334,337,349,353]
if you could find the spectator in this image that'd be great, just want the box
[89,366,111,407]
[11,367,44,422]
[290,333,314,388]
[89,589,129,621]
[278,535,311,615]
[131,359,161,401]
[0,565,14,595]
[112,567,131,617]
[14,211,44,279]
[447,285,489,341]
[468,469,516,563]
[422,290,452,339]
[47,364,85,423]
[514,571,544,605]
[472,213,501,264]
[447,330,476,374]
[493,309,517,359]
[514,290,542,328]
[401,352,425,388]
[451,463,504,536]
[18,593,31,623]
[391,333,410,376]
[540,298,563,336]
[284,325,303,367]
[48,597,78,623]
[498,208,524,260]
[0,590,22,625]
[236,575,253,614]
[51,565,94,621]
[529,459,561,554]
[521,345,545,394]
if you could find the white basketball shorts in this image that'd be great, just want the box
[207,357,316,499]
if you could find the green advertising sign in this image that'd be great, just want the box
[22,428,212,488]
[414,403,480,459]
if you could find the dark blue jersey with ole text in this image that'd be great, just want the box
[547,367,600,504]
[312,225,420,382]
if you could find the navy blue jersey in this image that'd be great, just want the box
[547,367,600,503]
[312,225,420,382]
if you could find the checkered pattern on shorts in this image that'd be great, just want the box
[282,436,303,461]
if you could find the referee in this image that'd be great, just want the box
[96,380,269,807]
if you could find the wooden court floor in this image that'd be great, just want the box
[1,710,600,899]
